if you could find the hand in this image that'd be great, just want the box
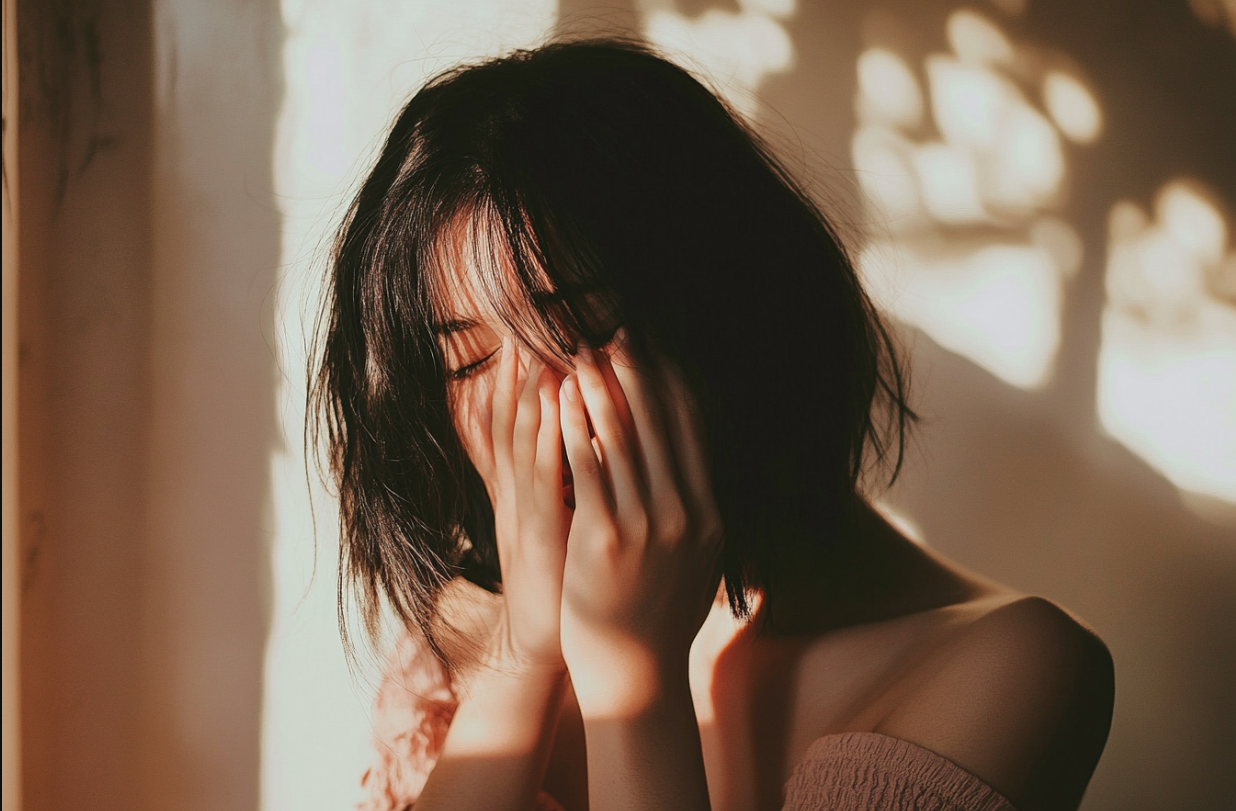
[557,334,723,716]
[485,337,572,675]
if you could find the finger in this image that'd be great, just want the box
[593,338,636,441]
[604,332,679,509]
[657,360,719,529]
[575,344,643,514]
[513,358,545,507]
[559,374,612,518]
[491,336,518,476]
[533,371,565,516]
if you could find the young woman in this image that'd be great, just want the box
[312,40,1114,811]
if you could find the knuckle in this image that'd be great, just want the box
[595,525,622,555]
[698,513,724,546]
[653,498,688,543]
[626,510,651,546]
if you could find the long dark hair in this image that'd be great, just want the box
[310,39,914,669]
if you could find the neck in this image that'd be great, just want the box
[755,499,985,637]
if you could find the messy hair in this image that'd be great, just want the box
[310,39,914,669]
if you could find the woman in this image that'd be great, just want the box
[312,40,1114,811]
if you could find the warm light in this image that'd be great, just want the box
[852,125,923,229]
[643,4,794,119]
[928,56,1007,152]
[860,241,1063,389]
[738,0,795,17]
[1098,180,1236,505]
[1098,309,1236,504]
[857,48,924,128]
[1158,182,1228,266]
[1030,216,1084,278]
[874,500,927,545]
[852,16,1090,391]
[1109,227,1208,324]
[265,1,560,809]
[913,142,988,224]
[1106,186,1229,326]
[985,102,1065,212]
[1043,71,1103,144]
[926,56,1066,216]
[947,9,1015,65]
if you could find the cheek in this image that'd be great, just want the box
[452,378,496,486]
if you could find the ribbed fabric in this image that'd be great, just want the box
[782,732,1018,811]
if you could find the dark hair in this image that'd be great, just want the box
[311,39,914,668]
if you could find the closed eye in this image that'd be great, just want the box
[448,349,499,381]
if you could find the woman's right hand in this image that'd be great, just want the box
[416,338,571,811]
[485,337,572,675]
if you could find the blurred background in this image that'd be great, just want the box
[2,0,1234,809]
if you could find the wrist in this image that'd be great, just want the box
[577,664,710,811]
[447,662,568,756]
[568,642,692,720]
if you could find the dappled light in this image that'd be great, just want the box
[14,1,1234,810]
[1098,180,1236,505]
[856,48,923,130]
[640,0,796,118]
[853,7,1090,389]
[1042,71,1102,144]
[861,239,1064,388]
[947,9,1015,66]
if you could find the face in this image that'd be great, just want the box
[432,226,571,500]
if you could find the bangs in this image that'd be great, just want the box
[421,194,624,374]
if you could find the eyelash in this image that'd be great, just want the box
[448,349,498,381]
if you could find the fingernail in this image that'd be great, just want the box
[563,375,579,402]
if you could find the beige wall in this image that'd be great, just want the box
[4,0,23,806]
[17,2,152,809]
[8,1,1234,810]
[16,0,277,809]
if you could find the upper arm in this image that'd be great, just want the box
[876,597,1115,811]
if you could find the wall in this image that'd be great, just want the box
[9,1,1234,810]
[17,2,153,809]
[15,1,278,810]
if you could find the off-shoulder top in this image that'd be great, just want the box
[358,630,1018,811]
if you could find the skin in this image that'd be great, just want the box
[416,261,1115,811]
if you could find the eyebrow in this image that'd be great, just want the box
[433,317,481,336]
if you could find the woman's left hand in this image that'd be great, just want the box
[557,334,724,717]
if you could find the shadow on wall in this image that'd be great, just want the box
[751,1,1236,809]
[18,0,283,810]
[562,0,1236,808]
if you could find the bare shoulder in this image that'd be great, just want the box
[876,595,1115,811]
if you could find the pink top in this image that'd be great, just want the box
[359,632,1017,811]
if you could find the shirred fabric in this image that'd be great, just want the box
[358,630,565,811]
[360,631,1014,811]
[782,732,1018,811]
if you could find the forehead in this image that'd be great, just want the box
[428,212,510,322]
[425,208,617,361]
